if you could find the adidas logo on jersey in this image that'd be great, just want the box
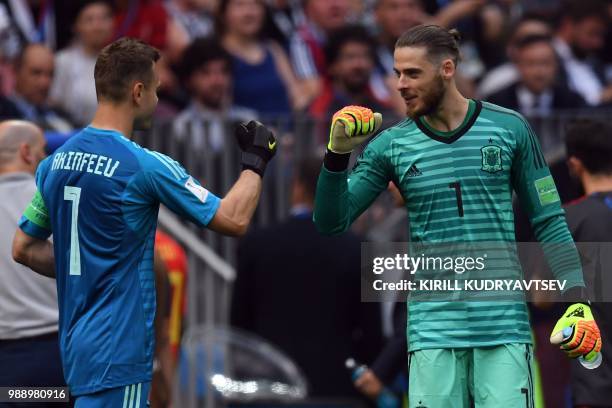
[407,164,423,177]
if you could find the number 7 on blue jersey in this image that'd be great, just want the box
[64,186,82,276]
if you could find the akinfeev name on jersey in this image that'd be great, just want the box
[50,151,120,178]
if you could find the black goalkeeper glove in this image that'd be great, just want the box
[235,120,277,177]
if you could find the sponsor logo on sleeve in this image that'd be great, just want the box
[185,177,209,203]
[535,176,560,205]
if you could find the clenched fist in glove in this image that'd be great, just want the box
[235,120,277,177]
[328,106,383,154]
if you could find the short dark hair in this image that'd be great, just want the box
[565,119,612,174]
[94,37,160,103]
[558,0,607,24]
[508,12,551,42]
[295,157,323,199]
[215,0,266,37]
[325,25,376,65]
[395,24,461,66]
[74,0,114,19]
[178,36,231,82]
[515,34,553,52]
[374,0,423,10]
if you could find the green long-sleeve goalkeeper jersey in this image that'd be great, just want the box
[314,100,585,351]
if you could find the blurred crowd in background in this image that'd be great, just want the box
[1,0,611,137]
[1,0,612,407]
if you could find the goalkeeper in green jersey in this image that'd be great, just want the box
[313,25,601,408]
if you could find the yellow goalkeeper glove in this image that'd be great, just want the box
[328,106,383,154]
[550,303,602,361]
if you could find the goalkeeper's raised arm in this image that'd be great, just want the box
[313,106,387,235]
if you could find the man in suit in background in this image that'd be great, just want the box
[553,0,610,107]
[231,157,383,400]
[487,34,586,116]
[0,44,74,134]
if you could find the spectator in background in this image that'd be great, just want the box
[164,0,220,64]
[371,0,489,98]
[49,0,114,127]
[150,247,173,408]
[477,14,553,99]
[598,0,612,76]
[0,44,73,133]
[0,0,87,54]
[0,120,70,407]
[372,0,428,113]
[0,0,80,95]
[289,0,350,104]
[420,0,484,27]
[0,0,57,60]
[218,0,305,117]
[309,25,395,140]
[263,0,305,49]
[113,0,168,50]
[487,35,586,115]
[419,0,490,88]
[150,230,188,406]
[231,157,383,399]
[354,299,407,402]
[166,0,215,51]
[563,119,612,407]
[113,0,183,110]
[154,230,188,363]
[173,37,256,153]
[554,0,611,106]
[374,0,427,73]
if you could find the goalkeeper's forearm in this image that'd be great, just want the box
[314,106,382,235]
[208,170,263,237]
[314,158,352,236]
[532,213,587,299]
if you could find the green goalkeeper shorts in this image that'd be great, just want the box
[408,343,536,408]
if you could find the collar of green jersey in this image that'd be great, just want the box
[415,99,482,144]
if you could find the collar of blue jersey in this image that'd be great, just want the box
[85,126,126,139]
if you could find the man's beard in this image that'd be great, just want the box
[343,71,370,94]
[404,74,446,119]
[199,92,225,110]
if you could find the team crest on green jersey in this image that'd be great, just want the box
[481,145,503,173]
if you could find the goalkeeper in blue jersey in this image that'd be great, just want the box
[11,38,276,407]
[314,25,601,407]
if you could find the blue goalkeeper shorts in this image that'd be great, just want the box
[74,382,150,408]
